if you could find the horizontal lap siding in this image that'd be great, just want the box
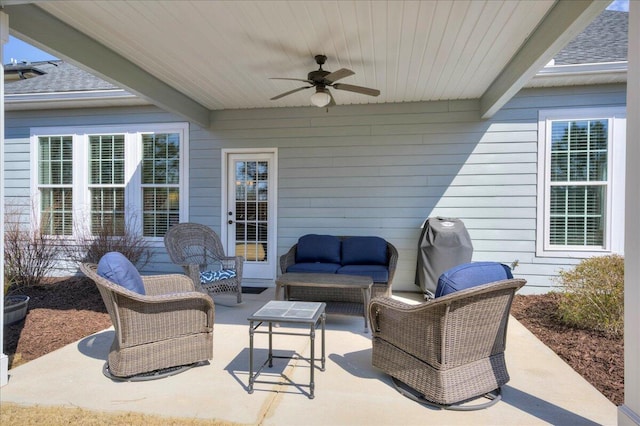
[208,85,625,293]
[4,85,626,292]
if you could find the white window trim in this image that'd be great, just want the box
[30,122,189,246]
[536,107,626,258]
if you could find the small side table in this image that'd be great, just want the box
[248,300,326,399]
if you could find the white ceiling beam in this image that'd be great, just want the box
[4,3,211,128]
[479,0,609,119]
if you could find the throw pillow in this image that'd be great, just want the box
[97,252,146,295]
[201,269,237,284]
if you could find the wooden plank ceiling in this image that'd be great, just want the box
[5,1,608,125]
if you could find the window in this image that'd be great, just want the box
[89,134,125,235]
[31,123,188,241]
[141,133,181,237]
[38,136,73,235]
[537,108,625,257]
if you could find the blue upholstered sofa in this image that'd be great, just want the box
[279,234,398,299]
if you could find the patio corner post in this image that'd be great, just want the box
[0,10,9,388]
[620,1,640,425]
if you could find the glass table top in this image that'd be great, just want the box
[249,300,325,323]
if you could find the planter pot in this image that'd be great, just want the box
[4,295,30,325]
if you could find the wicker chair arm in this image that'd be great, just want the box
[385,242,399,286]
[369,296,436,333]
[142,274,196,295]
[280,244,297,273]
[115,294,214,346]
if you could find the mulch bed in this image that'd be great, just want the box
[4,277,111,367]
[511,293,624,406]
[3,279,624,406]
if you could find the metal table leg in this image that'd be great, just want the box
[248,320,254,393]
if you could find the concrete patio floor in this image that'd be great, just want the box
[1,288,617,425]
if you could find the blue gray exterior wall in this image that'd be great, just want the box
[4,84,627,294]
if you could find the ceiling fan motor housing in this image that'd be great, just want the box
[308,69,331,85]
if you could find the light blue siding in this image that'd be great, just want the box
[4,85,626,292]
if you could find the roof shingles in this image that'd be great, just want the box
[4,61,119,94]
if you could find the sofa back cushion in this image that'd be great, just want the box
[97,251,146,295]
[341,236,388,266]
[435,261,512,298]
[295,234,341,264]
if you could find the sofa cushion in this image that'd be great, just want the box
[337,265,389,283]
[435,261,513,298]
[97,251,145,295]
[341,236,387,266]
[295,234,341,264]
[287,262,342,274]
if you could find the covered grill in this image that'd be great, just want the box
[415,217,473,298]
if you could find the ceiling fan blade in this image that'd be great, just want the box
[270,86,312,100]
[270,77,314,84]
[332,83,380,97]
[324,68,355,83]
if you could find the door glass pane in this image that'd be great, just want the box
[234,160,268,262]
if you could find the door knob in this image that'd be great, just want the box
[228,220,233,225]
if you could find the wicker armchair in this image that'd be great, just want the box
[369,278,525,410]
[80,263,214,380]
[164,223,243,303]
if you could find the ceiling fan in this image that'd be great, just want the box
[270,55,380,107]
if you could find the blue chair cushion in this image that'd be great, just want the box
[295,234,341,264]
[337,265,389,283]
[435,261,513,298]
[97,252,145,295]
[341,236,388,265]
[200,269,236,284]
[287,263,342,274]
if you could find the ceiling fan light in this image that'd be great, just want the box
[310,89,331,107]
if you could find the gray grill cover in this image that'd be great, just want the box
[415,217,473,296]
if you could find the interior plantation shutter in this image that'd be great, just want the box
[549,119,608,247]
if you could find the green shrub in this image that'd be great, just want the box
[555,254,624,337]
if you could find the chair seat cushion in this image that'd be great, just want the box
[200,269,237,284]
[337,265,389,283]
[295,234,341,264]
[287,262,342,274]
[435,261,513,298]
[97,252,145,295]
[341,236,388,265]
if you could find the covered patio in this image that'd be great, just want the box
[1,1,638,424]
[0,290,617,424]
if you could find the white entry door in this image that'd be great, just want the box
[224,151,277,280]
